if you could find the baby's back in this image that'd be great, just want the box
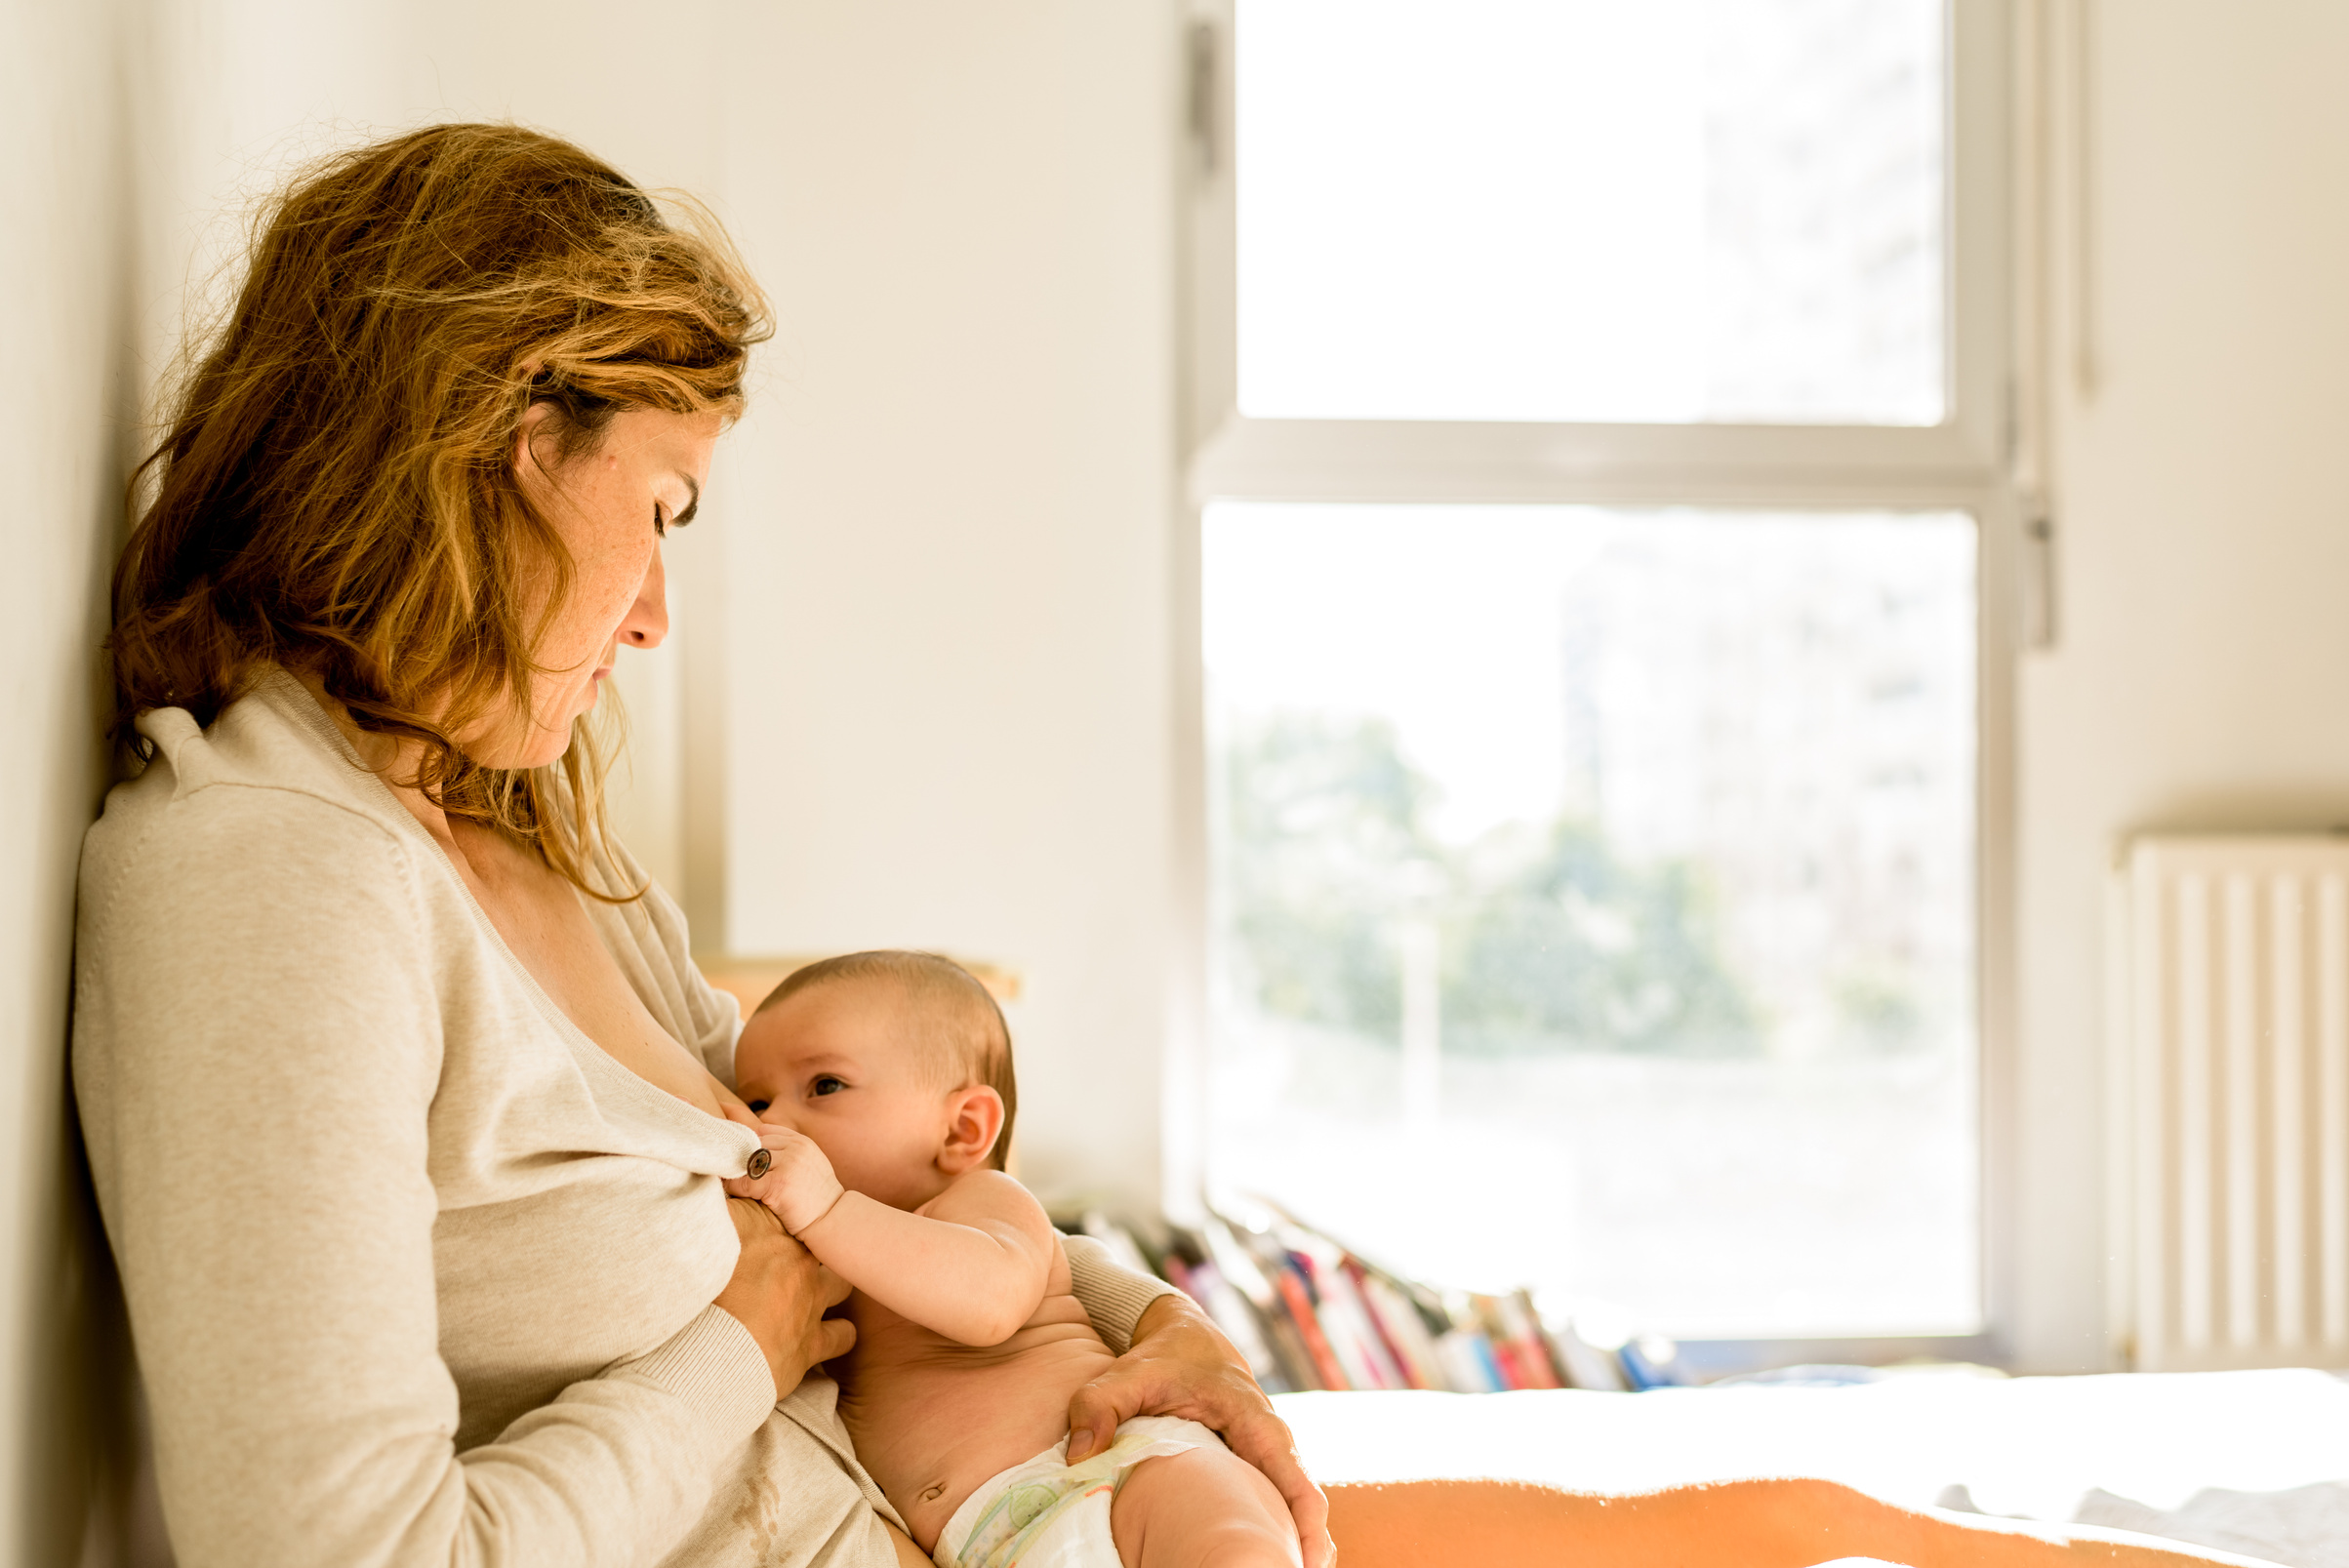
[836,1234,1117,1551]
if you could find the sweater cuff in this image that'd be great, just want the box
[609,1305,778,1458]
[1064,1234,1179,1354]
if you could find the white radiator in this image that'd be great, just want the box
[2109,834,2349,1372]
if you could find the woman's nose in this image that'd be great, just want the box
[623,541,669,651]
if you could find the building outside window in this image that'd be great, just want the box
[1186,0,2014,1348]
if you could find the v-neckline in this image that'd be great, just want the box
[259,669,756,1159]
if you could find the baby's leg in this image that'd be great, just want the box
[1109,1445,1302,1568]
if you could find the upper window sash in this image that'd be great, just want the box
[1182,0,2013,511]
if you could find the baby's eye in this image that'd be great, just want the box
[810,1076,847,1098]
[745,1097,770,1114]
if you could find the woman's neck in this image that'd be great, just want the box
[287,666,465,861]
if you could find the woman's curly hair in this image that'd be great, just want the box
[109,123,769,896]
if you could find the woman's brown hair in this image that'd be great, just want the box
[110,122,769,894]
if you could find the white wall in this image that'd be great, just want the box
[713,5,1182,1214]
[3,6,1178,1558]
[29,0,2347,1542]
[3,8,138,1560]
[2014,0,2349,1370]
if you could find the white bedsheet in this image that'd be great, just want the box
[1277,1371,2349,1565]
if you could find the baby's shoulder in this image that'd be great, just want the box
[918,1167,1048,1224]
[921,1171,1067,1274]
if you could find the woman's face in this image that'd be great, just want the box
[490,405,722,770]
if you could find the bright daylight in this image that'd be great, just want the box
[1205,505,1978,1337]
[1208,0,1972,1340]
[21,0,2349,1564]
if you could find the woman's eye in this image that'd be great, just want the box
[811,1076,846,1098]
[745,1097,770,1114]
[653,504,668,539]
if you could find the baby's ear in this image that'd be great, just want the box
[938,1085,1006,1175]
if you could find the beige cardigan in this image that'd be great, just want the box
[72,671,1171,1568]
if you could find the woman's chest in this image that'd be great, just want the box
[414,880,752,1438]
[444,821,726,1117]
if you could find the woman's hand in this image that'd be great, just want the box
[713,1196,855,1398]
[1066,1292,1335,1568]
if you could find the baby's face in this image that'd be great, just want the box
[734,982,962,1211]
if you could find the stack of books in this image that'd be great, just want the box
[1064,1206,1646,1394]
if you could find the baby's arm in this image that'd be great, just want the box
[730,1130,1054,1347]
[806,1172,1056,1346]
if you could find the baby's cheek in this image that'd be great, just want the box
[793,1125,854,1176]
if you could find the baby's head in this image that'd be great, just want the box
[734,950,1017,1210]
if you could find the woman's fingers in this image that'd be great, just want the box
[714,1196,847,1397]
[816,1264,854,1308]
[1068,1294,1336,1568]
[1064,1360,1155,1460]
[725,1191,784,1242]
[814,1314,858,1363]
[1219,1404,1334,1568]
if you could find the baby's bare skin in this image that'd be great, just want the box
[835,1236,1114,1549]
[727,966,1300,1567]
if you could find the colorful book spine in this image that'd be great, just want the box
[1271,1260,1351,1390]
[1294,1249,1404,1390]
[1198,1216,1324,1391]
[1168,1256,1289,1391]
[1348,1263,1443,1390]
[1489,1291,1565,1389]
[1432,1328,1504,1392]
[1121,1206,1688,1397]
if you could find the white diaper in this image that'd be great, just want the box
[931,1415,1225,1568]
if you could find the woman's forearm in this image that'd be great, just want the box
[798,1189,1046,1344]
[1063,1233,1181,1350]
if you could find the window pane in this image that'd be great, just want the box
[1235,0,1947,425]
[1204,505,1977,1338]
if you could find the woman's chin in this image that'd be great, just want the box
[472,715,584,773]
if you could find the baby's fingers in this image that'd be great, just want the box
[724,1170,790,1212]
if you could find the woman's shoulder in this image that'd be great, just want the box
[85,668,419,896]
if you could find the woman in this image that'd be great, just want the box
[75,123,1324,1568]
[74,121,2246,1568]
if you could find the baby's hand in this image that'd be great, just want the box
[724,1124,846,1235]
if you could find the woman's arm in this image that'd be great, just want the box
[1062,1245,1336,1568]
[74,786,786,1568]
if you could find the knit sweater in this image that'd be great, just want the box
[71,670,1172,1568]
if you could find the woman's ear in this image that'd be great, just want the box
[937,1085,1006,1175]
[512,398,555,483]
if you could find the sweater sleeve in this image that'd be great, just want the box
[1063,1235,1180,1354]
[73,785,775,1568]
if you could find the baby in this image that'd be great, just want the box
[726,950,1301,1568]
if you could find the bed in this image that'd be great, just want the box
[1277,1369,2349,1566]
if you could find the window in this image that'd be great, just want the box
[1182,0,2013,1348]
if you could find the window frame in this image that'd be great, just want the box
[1169,0,2020,1371]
